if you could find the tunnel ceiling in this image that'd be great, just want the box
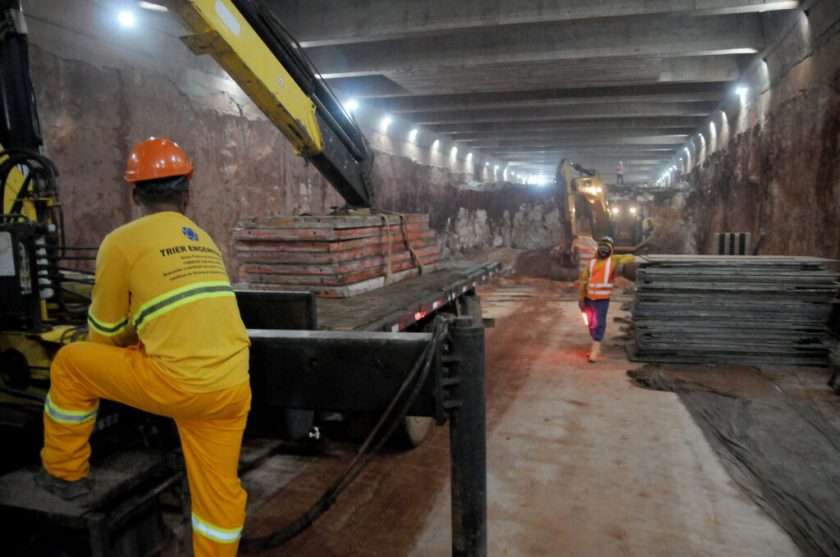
[267,0,801,185]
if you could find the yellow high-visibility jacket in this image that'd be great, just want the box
[578,253,636,301]
[87,211,249,392]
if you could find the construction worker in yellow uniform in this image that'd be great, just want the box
[37,137,251,557]
[578,236,635,362]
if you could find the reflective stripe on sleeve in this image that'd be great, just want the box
[87,312,129,337]
[44,393,98,425]
[134,281,235,332]
[192,513,243,544]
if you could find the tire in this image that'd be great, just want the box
[392,415,433,449]
[281,409,316,441]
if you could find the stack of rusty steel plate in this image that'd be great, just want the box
[628,255,840,366]
[233,214,441,297]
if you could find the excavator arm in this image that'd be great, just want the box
[163,0,375,208]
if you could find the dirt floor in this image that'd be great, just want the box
[235,263,823,556]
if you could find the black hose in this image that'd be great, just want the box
[239,316,449,553]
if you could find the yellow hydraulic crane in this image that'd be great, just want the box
[163,0,375,208]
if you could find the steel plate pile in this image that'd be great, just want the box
[233,214,440,298]
[629,255,840,366]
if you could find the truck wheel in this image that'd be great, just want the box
[392,415,433,448]
[281,409,316,441]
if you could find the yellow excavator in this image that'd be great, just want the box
[550,159,654,280]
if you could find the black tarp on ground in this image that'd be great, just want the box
[629,364,840,557]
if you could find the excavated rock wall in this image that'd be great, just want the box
[371,151,565,257]
[28,46,563,278]
[683,76,840,258]
[30,46,344,278]
[679,14,840,259]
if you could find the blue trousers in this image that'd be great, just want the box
[584,298,610,341]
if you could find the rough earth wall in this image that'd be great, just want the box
[23,0,564,278]
[371,151,565,257]
[681,17,840,258]
[29,49,563,278]
[29,45,345,278]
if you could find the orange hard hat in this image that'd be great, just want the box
[124,137,194,183]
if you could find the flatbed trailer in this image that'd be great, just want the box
[241,259,500,444]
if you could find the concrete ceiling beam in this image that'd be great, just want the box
[378,56,742,95]
[412,102,715,125]
[271,0,796,47]
[305,14,762,76]
[493,149,677,159]
[462,137,689,150]
[426,117,706,134]
[454,131,691,142]
[374,92,722,114]
[364,83,726,112]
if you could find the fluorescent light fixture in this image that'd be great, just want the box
[380,115,392,132]
[450,146,458,158]
[629,207,637,215]
[466,152,473,161]
[533,174,552,187]
[431,139,440,151]
[408,128,418,142]
[138,1,168,12]
[735,85,749,97]
[117,9,136,27]
[485,162,489,167]
[611,207,620,215]
[344,98,360,113]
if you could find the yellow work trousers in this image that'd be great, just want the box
[41,341,251,557]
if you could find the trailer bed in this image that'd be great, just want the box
[316,260,501,332]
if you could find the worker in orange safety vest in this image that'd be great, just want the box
[37,137,251,557]
[578,235,635,362]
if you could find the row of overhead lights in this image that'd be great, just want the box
[114,5,542,185]
[116,2,168,27]
[347,99,549,186]
[653,84,749,187]
[120,2,548,185]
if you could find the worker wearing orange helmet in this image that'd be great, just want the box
[578,235,635,362]
[37,138,251,557]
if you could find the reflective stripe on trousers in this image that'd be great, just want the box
[44,393,98,425]
[192,512,243,544]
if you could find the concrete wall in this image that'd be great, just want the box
[652,4,840,258]
[23,0,561,278]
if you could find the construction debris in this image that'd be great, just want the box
[233,214,441,298]
[627,255,840,366]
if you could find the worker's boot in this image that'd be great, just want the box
[588,341,602,363]
[34,468,92,500]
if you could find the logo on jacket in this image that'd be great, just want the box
[182,226,200,242]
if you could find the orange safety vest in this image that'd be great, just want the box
[585,256,617,300]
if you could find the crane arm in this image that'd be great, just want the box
[163,0,375,208]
